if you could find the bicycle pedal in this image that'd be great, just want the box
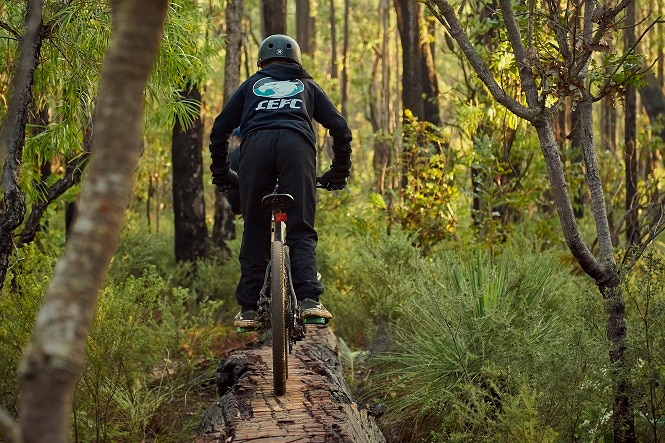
[303,317,328,325]
[236,326,260,333]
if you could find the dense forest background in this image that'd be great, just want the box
[1,0,665,442]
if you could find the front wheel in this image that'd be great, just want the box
[271,241,288,396]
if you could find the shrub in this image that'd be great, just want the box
[0,236,225,442]
[318,223,423,349]
[0,243,57,419]
[74,266,223,442]
[625,247,665,442]
[360,248,610,442]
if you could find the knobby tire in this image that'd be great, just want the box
[271,241,288,396]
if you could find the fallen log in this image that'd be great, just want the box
[196,325,386,443]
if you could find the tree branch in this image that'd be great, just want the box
[424,0,537,122]
[0,21,21,40]
[498,0,542,109]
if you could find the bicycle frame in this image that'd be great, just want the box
[257,193,305,336]
[239,179,326,395]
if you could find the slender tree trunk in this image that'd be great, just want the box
[0,0,43,291]
[370,0,393,193]
[600,97,618,244]
[340,0,350,118]
[261,0,286,36]
[329,0,338,79]
[576,97,636,443]
[569,106,586,219]
[212,0,242,248]
[16,2,168,442]
[296,0,315,55]
[65,122,93,240]
[420,7,440,125]
[639,71,665,189]
[172,83,208,263]
[624,0,638,247]
[394,0,424,120]
[639,73,665,137]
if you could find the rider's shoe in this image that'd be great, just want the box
[300,298,333,320]
[234,308,259,329]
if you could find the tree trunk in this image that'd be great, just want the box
[14,2,168,442]
[296,0,315,55]
[639,73,665,129]
[329,0,338,79]
[624,0,638,247]
[212,0,242,248]
[394,1,439,125]
[602,283,636,443]
[420,7,440,126]
[196,326,386,443]
[172,82,208,263]
[0,0,43,291]
[261,0,286,36]
[394,0,424,120]
[369,0,393,193]
[340,0,350,118]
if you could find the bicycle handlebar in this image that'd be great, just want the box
[218,176,327,192]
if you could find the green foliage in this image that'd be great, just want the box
[106,214,176,284]
[469,128,552,246]
[355,246,611,442]
[0,244,57,418]
[74,267,220,442]
[148,1,225,130]
[318,214,424,347]
[389,115,464,252]
[1,1,221,228]
[625,247,665,442]
[0,223,226,442]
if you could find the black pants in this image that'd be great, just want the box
[235,129,323,309]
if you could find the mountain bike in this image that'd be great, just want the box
[236,179,327,396]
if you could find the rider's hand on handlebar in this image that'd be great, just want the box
[319,160,351,191]
[213,169,239,192]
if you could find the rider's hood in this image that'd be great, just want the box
[257,63,313,81]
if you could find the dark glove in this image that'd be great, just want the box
[319,159,351,191]
[212,168,239,192]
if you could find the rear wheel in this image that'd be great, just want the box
[271,241,288,396]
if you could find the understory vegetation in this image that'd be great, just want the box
[1,195,664,442]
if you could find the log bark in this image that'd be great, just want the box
[196,326,386,443]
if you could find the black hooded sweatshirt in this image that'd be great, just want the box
[209,62,352,175]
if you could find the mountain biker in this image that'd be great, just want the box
[209,34,353,329]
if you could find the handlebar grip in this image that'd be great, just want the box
[216,184,239,192]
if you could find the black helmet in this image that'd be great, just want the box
[257,34,302,66]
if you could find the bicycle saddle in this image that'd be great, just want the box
[262,193,294,211]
